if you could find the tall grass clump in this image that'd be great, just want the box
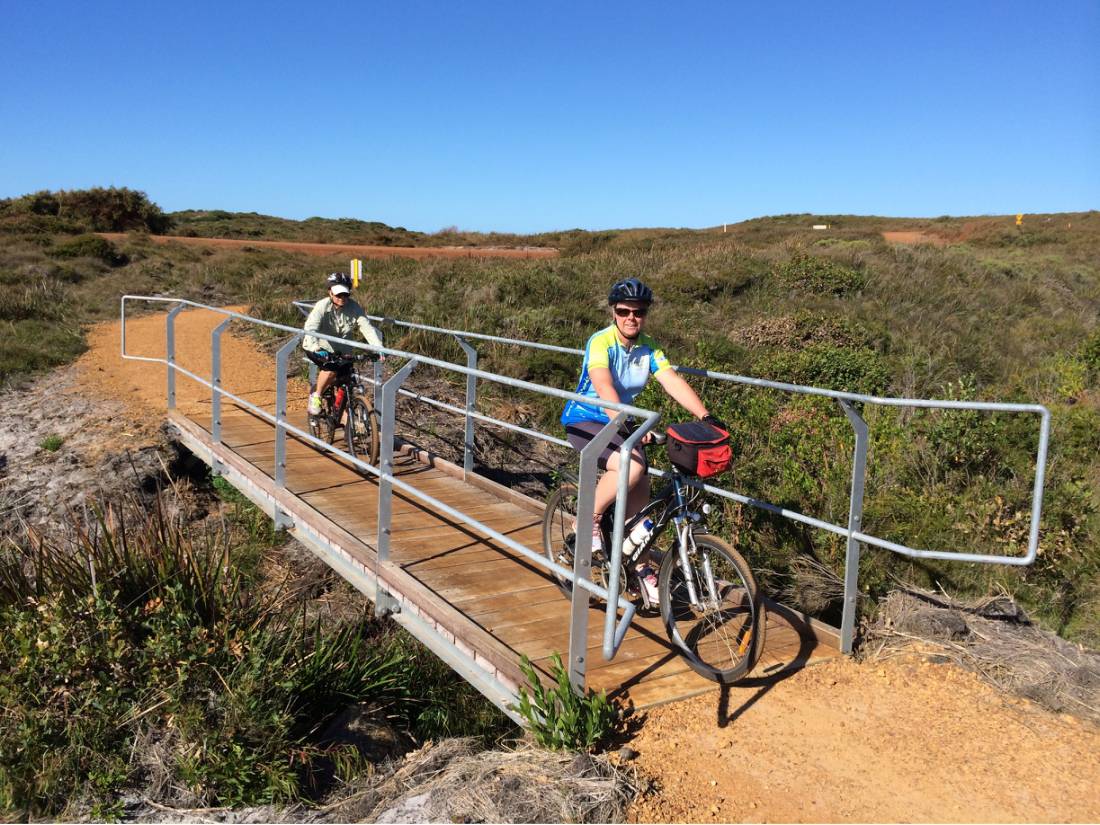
[0,490,511,818]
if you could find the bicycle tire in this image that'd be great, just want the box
[308,395,335,445]
[345,397,380,468]
[541,480,625,600]
[658,533,766,684]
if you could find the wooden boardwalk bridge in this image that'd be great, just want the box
[171,403,841,718]
[121,298,1050,723]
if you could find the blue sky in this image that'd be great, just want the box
[2,0,1097,232]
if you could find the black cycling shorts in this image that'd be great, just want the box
[565,421,649,472]
[305,350,353,377]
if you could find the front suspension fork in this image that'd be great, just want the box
[675,521,720,608]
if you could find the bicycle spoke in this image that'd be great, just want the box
[659,533,765,683]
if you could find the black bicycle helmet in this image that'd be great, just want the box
[607,277,654,305]
[326,272,352,290]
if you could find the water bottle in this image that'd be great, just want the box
[622,518,655,560]
[333,387,346,413]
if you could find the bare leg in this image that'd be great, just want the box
[314,369,336,397]
[594,448,649,521]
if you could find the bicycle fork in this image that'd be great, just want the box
[675,521,722,609]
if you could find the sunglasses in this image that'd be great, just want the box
[613,306,649,318]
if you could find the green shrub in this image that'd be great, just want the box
[50,234,126,266]
[522,350,578,387]
[921,376,1007,473]
[757,343,890,395]
[38,434,64,452]
[774,252,867,295]
[0,493,511,817]
[1082,328,1100,381]
[57,187,171,233]
[514,653,618,752]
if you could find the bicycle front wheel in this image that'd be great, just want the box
[345,397,380,468]
[659,533,766,684]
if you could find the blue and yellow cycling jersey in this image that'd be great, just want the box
[561,326,672,425]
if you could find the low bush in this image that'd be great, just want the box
[50,234,127,266]
[774,252,867,296]
[756,343,891,395]
[1082,327,1100,381]
[0,491,512,817]
[514,654,618,752]
[38,434,64,452]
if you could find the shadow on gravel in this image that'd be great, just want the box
[716,603,819,728]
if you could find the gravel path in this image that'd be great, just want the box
[626,652,1100,823]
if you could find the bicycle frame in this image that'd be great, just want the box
[613,471,717,611]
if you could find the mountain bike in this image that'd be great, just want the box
[306,353,380,470]
[542,431,766,684]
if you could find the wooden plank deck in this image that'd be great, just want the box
[171,404,840,709]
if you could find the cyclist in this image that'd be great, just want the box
[303,272,384,417]
[560,277,721,601]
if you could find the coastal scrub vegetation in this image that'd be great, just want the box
[0,189,1098,810]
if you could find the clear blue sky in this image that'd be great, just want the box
[2,0,1097,233]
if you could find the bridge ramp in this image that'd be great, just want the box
[171,404,840,714]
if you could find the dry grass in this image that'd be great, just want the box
[863,586,1100,723]
[316,737,636,824]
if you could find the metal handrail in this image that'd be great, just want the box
[120,296,660,689]
[291,297,1051,653]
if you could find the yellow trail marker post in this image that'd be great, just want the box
[350,259,363,288]
[1016,214,1023,228]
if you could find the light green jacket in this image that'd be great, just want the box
[302,297,383,355]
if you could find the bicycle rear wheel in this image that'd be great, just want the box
[541,480,624,600]
[345,397,380,468]
[658,533,766,684]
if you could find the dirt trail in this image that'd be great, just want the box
[98,233,559,259]
[52,309,1100,823]
[626,653,1099,823]
[881,230,948,246]
[81,304,311,422]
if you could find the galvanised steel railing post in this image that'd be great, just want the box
[210,318,232,445]
[273,336,301,530]
[165,304,185,409]
[569,412,630,694]
[377,359,419,564]
[373,359,383,410]
[839,400,869,654]
[454,336,478,477]
[602,413,660,659]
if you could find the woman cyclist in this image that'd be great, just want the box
[303,272,384,416]
[560,277,721,601]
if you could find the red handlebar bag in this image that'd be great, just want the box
[666,421,731,478]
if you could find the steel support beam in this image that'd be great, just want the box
[165,304,185,409]
[568,412,629,694]
[376,359,419,617]
[373,358,383,410]
[839,400,869,654]
[273,336,300,530]
[210,318,232,445]
[455,336,478,477]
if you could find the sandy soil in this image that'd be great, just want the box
[626,652,1100,823]
[18,308,1100,824]
[881,231,948,246]
[98,233,559,260]
[84,303,312,421]
[0,305,307,531]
